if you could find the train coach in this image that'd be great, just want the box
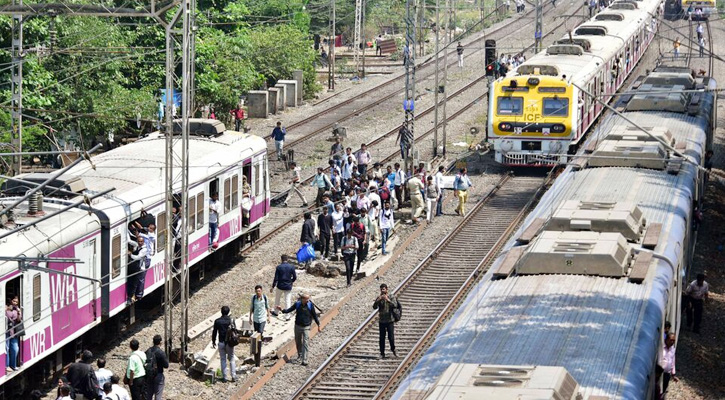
[488,0,663,166]
[0,119,270,393]
[395,66,715,399]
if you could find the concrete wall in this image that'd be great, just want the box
[277,80,298,108]
[292,70,304,104]
[274,84,286,111]
[267,88,279,115]
[247,90,268,119]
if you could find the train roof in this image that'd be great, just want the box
[393,76,710,399]
[63,123,268,224]
[0,201,100,276]
[506,0,660,83]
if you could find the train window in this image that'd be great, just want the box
[112,234,121,278]
[263,160,268,195]
[256,161,263,197]
[224,178,231,212]
[232,175,239,209]
[188,196,196,233]
[543,97,569,116]
[157,212,167,252]
[33,274,41,322]
[196,193,205,229]
[497,97,523,115]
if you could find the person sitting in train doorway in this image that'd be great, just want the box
[127,235,147,305]
[241,176,252,227]
[209,192,221,250]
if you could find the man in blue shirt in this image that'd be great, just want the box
[270,255,297,312]
[272,121,286,160]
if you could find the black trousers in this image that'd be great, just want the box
[343,253,356,285]
[663,372,672,395]
[395,185,403,209]
[356,242,368,269]
[130,376,146,400]
[319,233,331,258]
[333,232,343,253]
[379,321,395,355]
[686,298,704,332]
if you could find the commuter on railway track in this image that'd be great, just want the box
[456,42,464,68]
[684,273,709,333]
[67,350,102,400]
[661,333,679,396]
[229,105,245,132]
[394,163,406,210]
[211,307,236,382]
[425,175,441,222]
[110,375,130,400]
[272,121,286,160]
[355,143,372,175]
[95,358,113,398]
[330,136,344,166]
[318,206,333,260]
[434,166,446,216]
[277,293,322,366]
[696,22,704,40]
[454,168,473,217]
[284,161,308,208]
[407,173,425,224]
[250,285,271,335]
[125,339,146,400]
[341,229,359,286]
[311,167,333,207]
[373,284,399,359]
[349,215,367,273]
[271,255,297,311]
[332,203,346,255]
[699,36,706,58]
[379,201,394,255]
[143,335,169,400]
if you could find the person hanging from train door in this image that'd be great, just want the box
[127,235,147,305]
[209,193,221,250]
[132,217,156,301]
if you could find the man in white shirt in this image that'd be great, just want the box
[209,193,221,248]
[661,333,678,395]
[355,143,372,176]
[393,162,406,210]
[379,201,394,255]
[684,273,709,333]
[95,359,113,397]
[110,374,131,400]
[284,161,308,207]
[434,166,445,216]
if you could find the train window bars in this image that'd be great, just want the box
[32,274,41,322]
[157,212,167,252]
[224,178,232,212]
[196,192,205,230]
[111,234,121,279]
[232,175,239,210]
[188,196,196,233]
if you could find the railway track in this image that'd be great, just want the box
[291,174,547,400]
[261,3,572,157]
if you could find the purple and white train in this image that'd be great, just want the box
[0,120,270,394]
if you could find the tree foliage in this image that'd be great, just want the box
[0,0,324,154]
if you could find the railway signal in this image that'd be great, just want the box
[485,40,496,77]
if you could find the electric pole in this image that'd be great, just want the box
[10,0,23,175]
[535,0,543,52]
[442,0,451,157]
[328,0,335,91]
[354,0,363,78]
[434,0,440,157]
[404,0,416,172]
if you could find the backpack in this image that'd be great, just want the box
[380,185,390,201]
[144,348,159,379]
[225,320,243,347]
[392,298,403,322]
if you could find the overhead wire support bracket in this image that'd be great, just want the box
[5,256,103,284]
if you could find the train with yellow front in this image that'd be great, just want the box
[488,0,664,166]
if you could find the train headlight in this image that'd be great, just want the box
[498,122,514,132]
[551,124,566,133]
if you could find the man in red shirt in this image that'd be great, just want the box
[230,106,245,132]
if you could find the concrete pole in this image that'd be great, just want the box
[434,0,440,157]
[10,0,23,175]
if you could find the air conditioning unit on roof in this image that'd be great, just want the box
[425,364,582,400]
[545,200,646,242]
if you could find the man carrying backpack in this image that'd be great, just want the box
[373,283,401,359]
[277,293,322,366]
[145,335,169,400]
[212,306,237,382]
[249,285,271,335]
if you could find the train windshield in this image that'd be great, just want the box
[497,97,523,115]
[542,97,569,116]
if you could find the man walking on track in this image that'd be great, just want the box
[457,42,464,68]
[272,121,286,160]
[229,105,245,132]
[684,273,709,333]
[211,306,236,382]
[454,168,473,216]
[271,255,297,312]
[277,294,321,366]
[373,284,399,359]
[284,161,308,207]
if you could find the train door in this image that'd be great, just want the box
[77,239,98,319]
[251,157,264,223]
[243,161,252,226]
[4,276,22,369]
